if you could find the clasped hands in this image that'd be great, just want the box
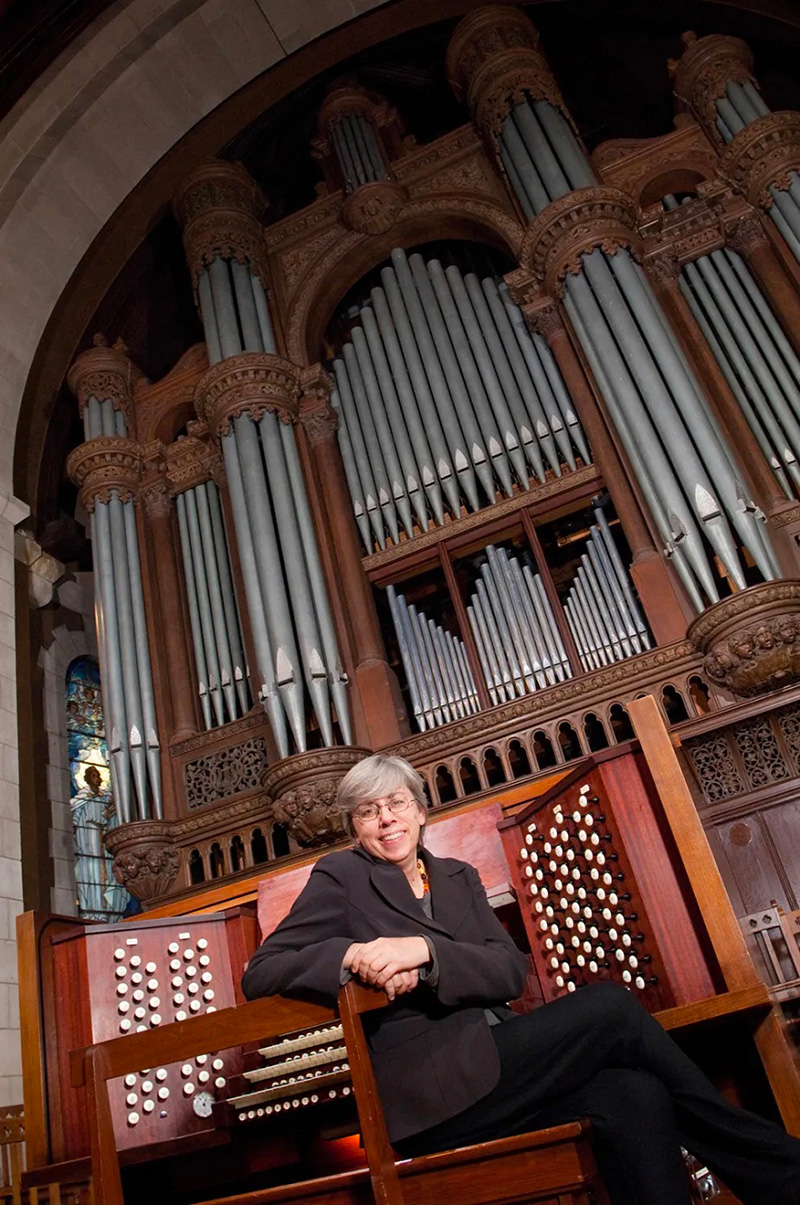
[342,935,430,1002]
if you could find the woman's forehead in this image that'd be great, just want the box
[357,780,412,804]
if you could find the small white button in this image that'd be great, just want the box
[170,960,181,972]
[183,1083,195,1096]
[131,973,143,985]
[127,1112,140,1126]
[130,956,141,968]
[114,948,125,961]
[151,1015,161,1026]
[175,1010,187,1021]
[115,967,127,979]
[118,1002,130,1014]
[126,1093,138,1106]
[198,1070,210,1083]
[142,1100,155,1114]
[116,983,128,996]
[198,955,211,967]
[145,962,157,974]
[124,1074,137,1088]
[174,994,185,1005]
[197,938,208,950]
[181,1064,193,1077]
[158,1086,170,1100]
[196,1055,207,1065]
[119,1019,132,1032]
[190,1000,201,1012]
[183,949,195,962]
[149,997,160,1010]
[168,942,179,955]
[215,1077,226,1089]
[212,1059,224,1071]
[156,1068,168,1081]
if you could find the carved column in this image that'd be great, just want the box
[68,342,165,823]
[672,31,800,273]
[522,292,693,641]
[448,6,783,612]
[138,461,199,744]
[313,82,407,235]
[298,367,407,749]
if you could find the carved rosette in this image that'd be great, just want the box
[106,821,180,904]
[173,160,269,291]
[446,7,572,150]
[67,436,142,511]
[720,113,800,210]
[670,32,756,145]
[519,188,641,295]
[687,581,800,698]
[342,180,406,234]
[194,352,301,440]
[67,335,141,431]
[263,746,372,848]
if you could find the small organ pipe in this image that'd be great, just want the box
[176,493,214,730]
[197,271,222,366]
[468,600,502,707]
[183,488,226,727]
[208,258,242,360]
[206,482,250,714]
[387,585,426,731]
[194,484,239,722]
[231,260,264,352]
[122,500,163,818]
[500,113,550,215]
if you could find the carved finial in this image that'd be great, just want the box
[682,31,698,48]
[92,333,108,347]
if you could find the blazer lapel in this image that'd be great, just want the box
[368,859,454,937]
[422,852,472,937]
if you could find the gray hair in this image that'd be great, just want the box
[336,753,429,839]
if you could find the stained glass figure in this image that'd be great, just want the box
[67,656,129,920]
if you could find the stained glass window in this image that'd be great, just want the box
[67,656,129,921]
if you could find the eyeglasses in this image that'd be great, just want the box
[351,796,416,824]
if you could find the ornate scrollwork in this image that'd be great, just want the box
[194,352,301,439]
[687,581,800,697]
[66,436,142,511]
[670,32,756,145]
[519,187,640,295]
[106,820,180,903]
[163,429,221,495]
[263,746,371,848]
[173,159,270,291]
[184,736,268,809]
[341,180,406,234]
[720,112,800,210]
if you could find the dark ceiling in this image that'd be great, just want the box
[27,0,800,547]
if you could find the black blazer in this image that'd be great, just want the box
[242,846,527,1142]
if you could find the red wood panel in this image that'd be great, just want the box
[599,752,718,1004]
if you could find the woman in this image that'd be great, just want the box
[242,754,800,1205]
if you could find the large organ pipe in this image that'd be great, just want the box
[442,263,530,487]
[376,277,461,516]
[564,292,706,614]
[358,310,429,531]
[421,257,515,497]
[342,342,402,542]
[485,52,780,602]
[334,255,589,549]
[392,250,484,510]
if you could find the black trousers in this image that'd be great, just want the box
[397,983,800,1205]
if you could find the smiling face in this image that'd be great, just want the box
[351,789,427,874]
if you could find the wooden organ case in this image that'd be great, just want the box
[18,699,800,1205]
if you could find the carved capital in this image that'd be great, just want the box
[67,335,143,432]
[687,580,800,697]
[720,112,800,210]
[519,187,640,296]
[163,430,221,496]
[67,436,141,512]
[263,746,371,848]
[140,479,172,520]
[342,180,406,234]
[106,821,180,904]
[524,297,566,341]
[446,6,573,152]
[194,352,301,440]
[301,404,339,446]
[173,159,269,291]
[724,210,770,257]
[671,32,756,144]
[645,246,681,284]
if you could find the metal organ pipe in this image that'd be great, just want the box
[491,74,780,602]
[82,398,162,822]
[333,253,589,549]
[387,586,479,731]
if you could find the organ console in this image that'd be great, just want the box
[17,698,800,1205]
